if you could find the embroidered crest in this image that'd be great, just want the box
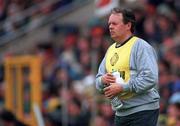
[110,53,119,66]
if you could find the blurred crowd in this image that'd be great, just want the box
[0,0,74,38]
[0,0,179,126]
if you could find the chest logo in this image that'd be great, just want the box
[110,52,119,66]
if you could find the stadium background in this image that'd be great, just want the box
[0,0,179,126]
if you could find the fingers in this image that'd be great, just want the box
[106,73,113,76]
[102,73,116,84]
[103,84,123,99]
[104,86,114,99]
[105,78,115,84]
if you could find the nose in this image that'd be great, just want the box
[109,24,113,30]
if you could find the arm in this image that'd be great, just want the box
[96,56,122,98]
[95,57,116,93]
[95,57,106,92]
[124,40,159,94]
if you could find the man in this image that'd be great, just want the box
[95,8,160,126]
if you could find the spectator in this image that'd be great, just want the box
[0,109,28,126]
[167,92,180,126]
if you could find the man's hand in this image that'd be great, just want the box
[101,73,116,86]
[104,83,123,99]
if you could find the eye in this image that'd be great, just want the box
[112,22,117,26]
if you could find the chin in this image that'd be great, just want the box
[110,35,115,39]
[111,36,117,41]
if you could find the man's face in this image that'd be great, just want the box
[108,13,129,41]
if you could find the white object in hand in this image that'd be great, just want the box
[112,71,125,84]
[111,71,124,110]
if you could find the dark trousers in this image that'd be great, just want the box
[114,109,159,126]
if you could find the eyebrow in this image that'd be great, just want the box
[108,21,113,26]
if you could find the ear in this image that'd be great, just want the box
[126,22,132,30]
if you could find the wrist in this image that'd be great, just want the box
[121,83,130,92]
[101,76,106,85]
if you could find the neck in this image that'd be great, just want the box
[116,33,133,44]
[115,33,134,48]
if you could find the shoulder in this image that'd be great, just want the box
[132,37,157,58]
[107,42,116,51]
[109,42,116,48]
[134,37,154,50]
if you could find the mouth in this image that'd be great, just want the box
[110,31,115,36]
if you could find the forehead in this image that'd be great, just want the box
[108,13,123,22]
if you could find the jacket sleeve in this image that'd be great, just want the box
[123,39,159,94]
[95,57,106,93]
